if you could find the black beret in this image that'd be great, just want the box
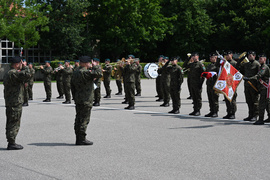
[258,53,267,58]
[247,50,256,56]
[11,56,22,63]
[209,52,217,57]
[223,50,233,55]
[105,58,110,62]
[79,56,91,63]
[191,52,199,56]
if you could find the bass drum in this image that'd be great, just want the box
[144,63,159,79]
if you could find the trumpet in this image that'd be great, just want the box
[34,65,43,70]
[238,52,249,64]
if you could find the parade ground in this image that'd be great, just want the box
[1,79,270,180]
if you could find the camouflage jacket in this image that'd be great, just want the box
[62,66,73,84]
[249,63,270,90]
[28,67,35,85]
[71,66,102,106]
[169,64,184,89]
[187,61,205,87]
[41,66,53,82]
[135,64,142,79]
[3,66,31,107]
[123,63,137,83]
[91,65,103,84]
[240,60,260,87]
[103,64,112,80]
[206,62,219,86]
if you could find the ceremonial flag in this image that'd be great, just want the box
[214,61,243,102]
[201,72,217,79]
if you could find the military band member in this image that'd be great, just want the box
[114,59,123,95]
[240,51,260,121]
[71,56,102,145]
[245,53,270,125]
[222,50,238,119]
[93,58,102,106]
[61,60,73,104]
[55,62,64,99]
[4,56,30,150]
[27,62,35,100]
[156,55,164,101]
[184,52,205,116]
[204,53,219,117]
[135,58,142,96]
[159,56,171,107]
[40,61,53,102]
[102,58,112,98]
[122,55,135,104]
[168,57,184,114]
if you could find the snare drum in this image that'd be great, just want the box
[144,63,158,79]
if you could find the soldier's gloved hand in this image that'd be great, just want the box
[243,76,249,81]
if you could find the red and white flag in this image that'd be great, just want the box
[214,61,243,102]
[201,72,217,79]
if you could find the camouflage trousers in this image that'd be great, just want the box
[207,85,219,113]
[28,83,34,99]
[156,76,163,98]
[103,79,111,96]
[170,87,181,110]
[126,82,135,106]
[63,82,71,101]
[94,82,101,103]
[116,79,122,93]
[259,88,270,120]
[244,85,259,117]
[225,92,237,115]
[74,104,92,141]
[6,105,22,143]
[23,83,29,104]
[44,80,51,99]
[161,80,170,104]
[56,80,64,96]
[190,84,202,112]
[135,78,141,94]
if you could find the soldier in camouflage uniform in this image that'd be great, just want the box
[92,58,103,106]
[156,55,164,101]
[158,57,171,107]
[123,58,137,110]
[102,59,112,98]
[73,60,80,71]
[184,52,205,116]
[54,62,64,99]
[245,53,270,125]
[40,61,53,102]
[27,62,35,100]
[3,56,30,150]
[221,50,238,119]
[135,58,142,96]
[114,59,123,95]
[204,53,219,117]
[71,56,102,145]
[61,60,73,104]
[22,59,29,106]
[167,57,184,114]
[240,51,260,121]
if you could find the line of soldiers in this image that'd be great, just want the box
[155,51,270,125]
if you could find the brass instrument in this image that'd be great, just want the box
[238,52,249,64]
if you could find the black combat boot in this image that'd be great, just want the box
[223,114,231,119]
[22,103,29,106]
[189,111,196,115]
[205,112,213,117]
[156,98,163,102]
[243,116,252,121]
[43,99,51,102]
[122,100,128,104]
[168,109,175,113]
[135,93,141,96]
[211,112,218,118]
[76,139,93,145]
[7,143,23,150]
[62,101,71,104]
[194,111,200,116]
[93,102,100,106]
[57,95,64,99]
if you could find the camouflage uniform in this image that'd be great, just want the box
[93,65,102,104]
[169,63,184,111]
[28,67,35,99]
[240,60,260,119]
[185,61,205,113]
[23,79,29,105]
[103,64,112,97]
[62,66,73,102]
[135,64,142,95]
[71,66,102,142]
[158,63,171,105]
[123,62,137,108]
[206,62,219,115]
[41,66,53,100]
[3,66,30,144]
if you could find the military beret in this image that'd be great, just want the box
[128,55,135,59]
[134,58,140,62]
[11,56,22,63]
[58,62,63,64]
[79,56,91,63]
[28,62,33,65]
[164,56,169,60]
[247,50,256,56]
[209,52,217,57]
[74,60,80,62]
[159,55,164,58]
[258,53,267,58]
[170,57,179,61]
[65,60,70,63]
[22,59,26,62]
[223,50,233,55]
[105,58,110,62]
[93,58,100,62]
[191,52,199,56]
[45,61,51,63]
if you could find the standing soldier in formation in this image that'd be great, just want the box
[245,53,270,125]
[92,58,103,106]
[40,61,53,102]
[135,58,142,96]
[184,52,205,116]
[114,59,123,95]
[222,50,238,119]
[102,59,112,98]
[122,55,134,104]
[71,56,102,145]
[156,55,164,102]
[168,57,184,114]
[55,62,64,99]
[22,59,29,106]
[27,62,35,100]
[240,51,260,121]
[4,56,30,150]
[159,56,171,107]
[123,58,137,110]
[62,60,73,104]
[204,53,219,117]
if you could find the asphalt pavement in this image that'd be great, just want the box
[1,79,270,180]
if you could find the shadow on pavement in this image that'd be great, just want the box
[28,143,75,146]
